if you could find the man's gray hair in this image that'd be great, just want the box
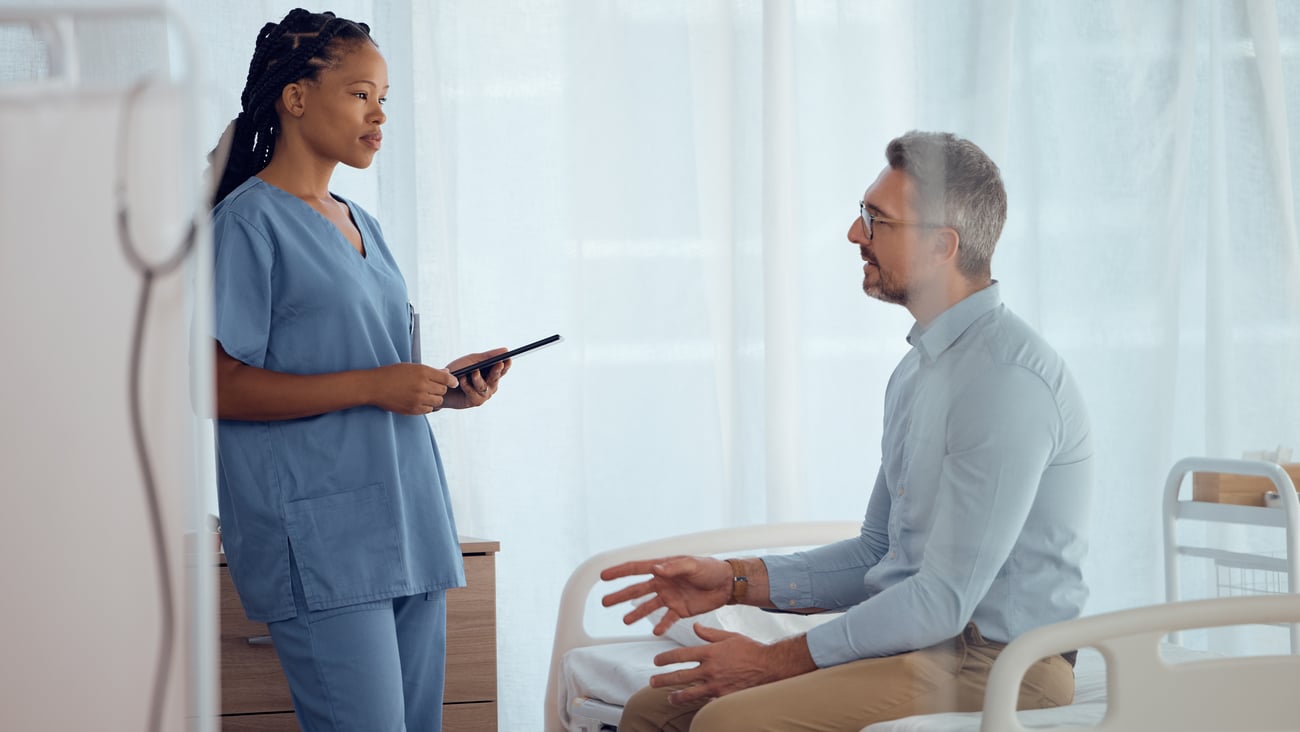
[885,131,1007,279]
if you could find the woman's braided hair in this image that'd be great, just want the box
[212,9,376,207]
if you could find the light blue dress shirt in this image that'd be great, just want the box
[211,177,463,623]
[765,283,1092,667]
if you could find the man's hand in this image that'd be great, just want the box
[649,627,817,704]
[600,556,732,635]
[439,349,510,409]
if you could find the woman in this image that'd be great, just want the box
[209,9,505,730]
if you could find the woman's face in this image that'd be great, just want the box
[290,40,389,170]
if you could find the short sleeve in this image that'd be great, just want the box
[212,210,274,367]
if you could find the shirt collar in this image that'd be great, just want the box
[905,281,1002,360]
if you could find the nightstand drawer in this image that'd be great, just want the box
[444,701,497,730]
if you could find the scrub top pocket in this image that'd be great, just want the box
[284,484,404,611]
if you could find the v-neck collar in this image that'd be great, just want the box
[254,177,368,259]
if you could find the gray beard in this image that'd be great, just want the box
[863,274,908,306]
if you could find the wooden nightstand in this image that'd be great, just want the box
[218,538,500,731]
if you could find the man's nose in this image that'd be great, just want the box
[848,217,867,245]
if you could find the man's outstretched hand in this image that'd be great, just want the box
[600,555,732,635]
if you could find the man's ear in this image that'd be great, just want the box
[280,82,307,118]
[932,227,960,266]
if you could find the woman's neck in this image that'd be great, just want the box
[257,146,338,201]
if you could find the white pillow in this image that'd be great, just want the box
[645,605,840,647]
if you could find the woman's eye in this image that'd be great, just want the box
[354,92,367,100]
[378,97,387,106]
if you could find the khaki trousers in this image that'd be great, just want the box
[618,623,1074,732]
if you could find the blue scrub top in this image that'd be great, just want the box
[211,177,463,623]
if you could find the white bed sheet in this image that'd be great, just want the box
[559,639,683,730]
[561,641,1217,732]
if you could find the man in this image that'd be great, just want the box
[601,131,1092,732]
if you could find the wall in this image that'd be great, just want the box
[0,8,212,731]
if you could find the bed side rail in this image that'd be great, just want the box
[980,594,1300,732]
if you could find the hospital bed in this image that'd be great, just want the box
[546,460,1300,732]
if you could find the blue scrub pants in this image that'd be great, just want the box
[268,550,447,731]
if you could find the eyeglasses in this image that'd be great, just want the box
[858,200,943,241]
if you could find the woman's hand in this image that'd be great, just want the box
[600,556,733,635]
[214,342,462,420]
[439,349,510,410]
[368,362,460,414]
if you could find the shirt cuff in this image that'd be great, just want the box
[761,555,815,611]
[805,615,859,667]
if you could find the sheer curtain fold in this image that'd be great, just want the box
[761,1,803,521]
[172,1,1300,727]
[686,3,744,519]
[1246,2,1300,287]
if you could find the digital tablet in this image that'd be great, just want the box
[450,334,563,379]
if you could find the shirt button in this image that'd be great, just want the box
[788,600,797,607]
[789,582,797,590]
[889,551,897,559]
[898,488,905,497]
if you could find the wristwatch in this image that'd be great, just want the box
[724,557,749,605]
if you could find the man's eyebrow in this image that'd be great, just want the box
[863,199,896,220]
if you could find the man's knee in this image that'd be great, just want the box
[689,692,769,732]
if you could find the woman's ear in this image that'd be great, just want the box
[280,82,307,118]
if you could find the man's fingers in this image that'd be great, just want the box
[653,644,706,668]
[667,684,715,705]
[652,609,681,635]
[601,579,654,607]
[690,623,736,643]
[600,560,665,582]
[649,664,704,688]
[653,556,697,578]
[620,597,662,626]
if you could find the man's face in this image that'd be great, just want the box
[847,166,927,305]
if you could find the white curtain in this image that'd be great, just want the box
[172,1,1300,728]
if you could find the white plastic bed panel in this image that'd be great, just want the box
[978,593,1300,732]
[862,644,1220,732]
